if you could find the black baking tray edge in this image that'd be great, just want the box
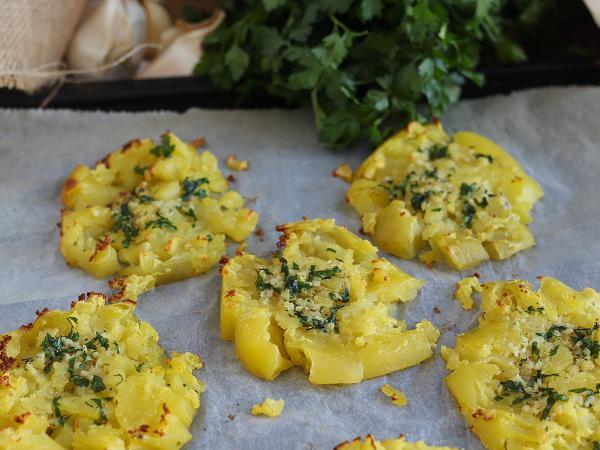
[0,61,598,111]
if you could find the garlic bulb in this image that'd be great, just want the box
[67,0,166,75]
[136,9,224,79]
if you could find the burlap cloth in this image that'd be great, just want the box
[0,0,84,92]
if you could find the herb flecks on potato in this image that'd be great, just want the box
[221,218,439,385]
[0,293,204,449]
[60,132,258,285]
[347,121,543,270]
[443,277,600,449]
[334,434,457,450]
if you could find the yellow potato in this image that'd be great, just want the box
[250,398,284,417]
[347,121,543,270]
[443,276,600,449]
[220,218,439,384]
[334,434,457,450]
[0,292,204,450]
[60,132,258,285]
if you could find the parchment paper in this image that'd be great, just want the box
[0,86,599,450]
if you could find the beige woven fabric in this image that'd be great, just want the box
[0,0,85,92]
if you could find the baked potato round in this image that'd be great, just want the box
[60,132,258,285]
[221,218,439,384]
[444,276,600,449]
[347,121,543,270]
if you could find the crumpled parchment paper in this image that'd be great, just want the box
[0,86,599,450]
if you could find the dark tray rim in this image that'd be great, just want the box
[0,60,598,111]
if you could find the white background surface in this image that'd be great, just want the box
[0,87,599,449]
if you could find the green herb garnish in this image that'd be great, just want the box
[133,165,149,175]
[86,398,108,424]
[411,191,431,211]
[195,2,542,148]
[255,268,281,294]
[462,202,476,228]
[112,203,139,248]
[177,205,197,220]
[150,135,175,158]
[181,177,209,201]
[52,396,68,426]
[428,145,448,161]
[145,212,177,231]
[91,375,106,393]
[307,265,341,281]
[540,388,568,420]
[460,182,478,197]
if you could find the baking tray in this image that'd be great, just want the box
[0,61,598,111]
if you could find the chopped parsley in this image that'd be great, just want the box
[424,167,438,178]
[135,193,155,204]
[307,265,341,281]
[255,268,281,294]
[525,305,544,314]
[540,388,568,420]
[571,323,600,358]
[181,177,209,201]
[91,375,106,393]
[531,341,540,360]
[150,134,175,158]
[145,212,177,231]
[380,181,406,200]
[462,202,476,228]
[498,380,568,420]
[411,191,431,211]
[326,247,336,253]
[296,304,342,333]
[112,203,139,248]
[537,324,567,340]
[86,398,108,424]
[459,182,478,197]
[256,254,348,333]
[41,333,78,373]
[428,145,448,160]
[133,165,149,175]
[177,205,197,220]
[52,396,68,426]
[85,332,109,350]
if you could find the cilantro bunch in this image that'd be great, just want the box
[196,0,540,148]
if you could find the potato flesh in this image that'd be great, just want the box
[220,218,439,384]
[347,122,543,270]
[0,294,204,449]
[60,133,258,284]
[443,277,600,449]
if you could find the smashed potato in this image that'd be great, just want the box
[0,292,204,449]
[60,132,258,285]
[347,121,543,270]
[443,276,600,449]
[250,398,284,417]
[380,384,407,407]
[335,435,456,450]
[221,218,439,384]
